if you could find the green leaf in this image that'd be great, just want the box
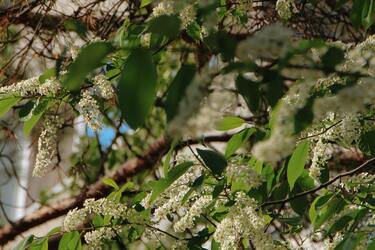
[118,49,157,129]
[59,231,81,250]
[362,0,375,30]
[216,116,245,131]
[351,0,366,29]
[263,70,284,107]
[102,178,119,190]
[294,97,314,133]
[165,64,196,121]
[23,99,50,135]
[141,0,153,7]
[19,101,35,119]
[334,232,366,250]
[29,238,48,250]
[64,41,115,90]
[197,149,227,176]
[235,75,260,113]
[225,127,256,158]
[14,235,34,250]
[309,193,334,223]
[326,215,353,236]
[182,175,205,203]
[359,129,375,156]
[150,161,194,202]
[64,20,87,38]
[314,197,346,229]
[39,68,56,84]
[213,180,225,198]
[162,139,178,177]
[0,96,21,118]
[289,183,309,215]
[321,47,345,72]
[186,21,202,41]
[147,15,181,39]
[287,140,310,191]
[368,238,375,250]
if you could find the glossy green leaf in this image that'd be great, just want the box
[309,193,334,223]
[314,197,346,229]
[362,0,375,30]
[141,0,153,7]
[147,15,181,38]
[59,231,81,250]
[197,149,227,176]
[23,99,50,135]
[102,177,119,190]
[165,64,196,121]
[359,129,375,156]
[225,127,256,158]
[216,116,245,131]
[64,41,115,90]
[14,235,34,250]
[235,75,261,113]
[334,232,366,250]
[39,68,56,84]
[18,101,35,119]
[118,49,157,129]
[287,139,310,190]
[29,238,48,250]
[0,96,21,118]
[351,0,366,29]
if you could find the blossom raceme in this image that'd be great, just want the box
[77,90,103,131]
[33,115,63,177]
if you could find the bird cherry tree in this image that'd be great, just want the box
[0,0,374,249]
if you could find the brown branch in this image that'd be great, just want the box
[0,136,171,246]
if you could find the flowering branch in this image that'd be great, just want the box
[260,157,375,208]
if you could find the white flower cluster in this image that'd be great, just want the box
[152,1,174,17]
[313,78,375,119]
[236,23,294,60]
[167,66,213,137]
[214,192,285,250]
[33,115,63,177]
[253,81,312,164]
[0,77,40,97]
[39,77,61,96]
[344,35,375,74]
[84,198,128,218]
[180,4,196,28]
[276,0,294,20]
[226,164,263,190]
[92,74,115,100]
[173,195,212,232]
[84,227,117,250]
[152,1,196,29]
[309,138,331,182]
[171,240,188,250]
[344,172,375,192]
[70,46,80,60]
[63,198,128,232]
[62,207,88,232]
[150,159,206,221]
[153,189,189,221]
[324,114,362,146]
[77,90,103,131]
[0,74,63,98]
